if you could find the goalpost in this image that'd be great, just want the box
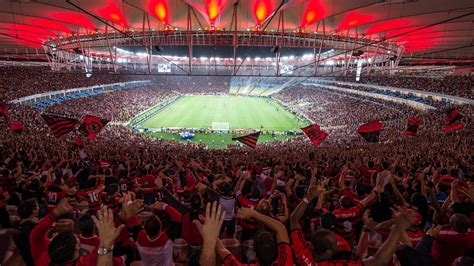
[211,122,230,131]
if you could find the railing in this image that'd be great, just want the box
[51,31,398,54]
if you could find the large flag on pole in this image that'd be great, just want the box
[357,120,382,142]
[443,108,464,134]
[232,132,260,148]
[403,116,422,136]
[41,114,79,138]
[79,115,109,140]
[301,124,328,146]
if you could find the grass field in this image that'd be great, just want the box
[140,95,305,131]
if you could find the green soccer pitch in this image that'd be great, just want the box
[131,95,308,148]
[139,95,305,131]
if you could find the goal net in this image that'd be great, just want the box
[212,122,230,131]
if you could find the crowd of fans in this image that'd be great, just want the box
[46,87,175,123]
[0,70,473,266]
[274,85,411,129]
[338,75,473,99]
[0,67,145,101]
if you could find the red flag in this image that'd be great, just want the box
[357,120,382,142]
[403,116,422,136]
[443,121,465,134]
[78,115,109,140]
[8,122,23,134]
[232,132,260,148]
[443,109,464,134]
[41,114,79,138]
[301,124,328,146]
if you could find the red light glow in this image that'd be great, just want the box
[337,11,376,31]
[205,0,224,24]
[23,17,72,33]
[50,11,95,30]
[365,19,411,35]
[97,1,128,27]
[149,0,169,24]
[300,0,325,28]
[0,29,48,45]
[0,23,58,36]
[253,0,272,25]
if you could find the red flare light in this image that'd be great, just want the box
[337,11,376,31]
[253,0,272,25]
[97,1,128,27]
[300,0,325,28]
[149,0,169,24]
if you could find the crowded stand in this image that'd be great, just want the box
[0,71,473,266]
[0,67,144,101]
[338,75,473,99]
[46,87,175,123]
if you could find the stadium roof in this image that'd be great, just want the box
[0,0,473,62]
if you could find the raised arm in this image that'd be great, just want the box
[237,207,289,243]
[363,207,417,266]
[194,202,225,266]
[290,176,321,231]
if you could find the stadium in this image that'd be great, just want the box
[0,0,473,266]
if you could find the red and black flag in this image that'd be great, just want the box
[41,114,79,138]
[301,124,328,146]
[232,131,260,148]
[443,108,464,134]
[403,116,422,136]
[8,122,23,134]
[357,120,382,142]
[79,115,109,140]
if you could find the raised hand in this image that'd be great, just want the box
[193,201,225,243]
[92,207,125,248]
[119,192,144,220]
[392,206,417,230]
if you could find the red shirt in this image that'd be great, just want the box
[291,229,362,266]
[29,213,99,266]
[138,175,156,189]
[223,242,293,266]
[118,177,136,193]
[431,228,474,266]
[332,203,364,241]
[77,189,102,211]
[236,191,261,229]
[181,212,203,246]
[406,228,424,247]
[45,185,68,210]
